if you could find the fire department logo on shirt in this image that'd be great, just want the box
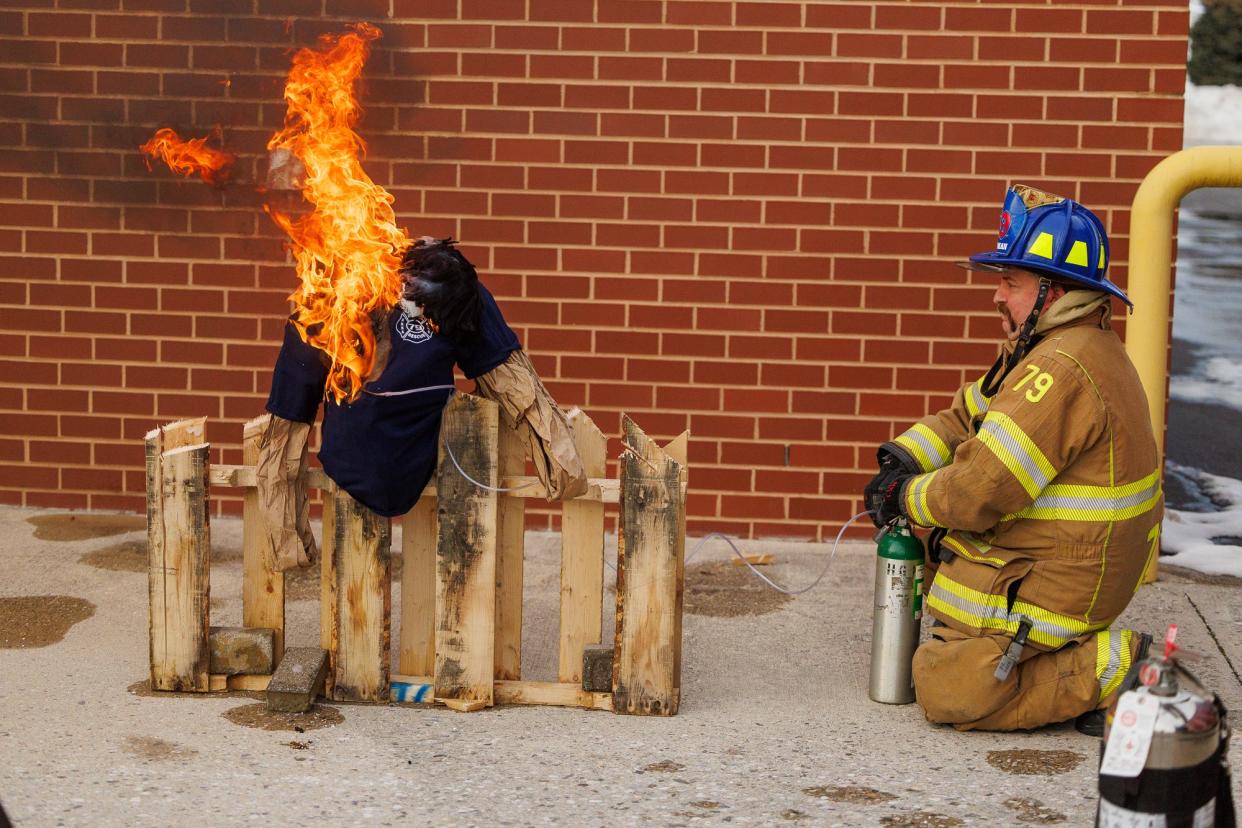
[396,309,433,344]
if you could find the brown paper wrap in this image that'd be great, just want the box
[474,349,588,501]
[254,415,318,571]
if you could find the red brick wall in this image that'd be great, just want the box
[0,1,1188,539]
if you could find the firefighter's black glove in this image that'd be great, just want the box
[866,467,911,527]
[863,444,918,524]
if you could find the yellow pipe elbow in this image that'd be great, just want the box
[1126,146,1242,458]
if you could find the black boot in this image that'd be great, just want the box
[1075,632,1153,737]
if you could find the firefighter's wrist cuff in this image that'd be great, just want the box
[897,476,915,520]
[879,441,920,474]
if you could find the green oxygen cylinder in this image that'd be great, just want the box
[868,519,924,704]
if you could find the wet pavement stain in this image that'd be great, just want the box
[79,539,147,572]
[123,735,198,762]
[28,513,144,542]
[684,560,792,618]
[0,595,95,648]
[222,702,343,732]
[1004,797,1068,824]
[802,785,898,804]
[880,812,964,827]
[986,749,1085,776]
[287,740,311,750]
[641,760,686,773]
[73,532,246,571]
[781,810,809,821]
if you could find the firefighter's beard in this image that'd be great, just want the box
[997,303,1020,341]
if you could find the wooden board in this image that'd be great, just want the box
[558,409,607,683]
[440,697,489,713]
[208,674,274,692]
[319,483,337,698]
[227,674,272,692]
[328,489,391,702]
[662,430,689,704]
[434,393,497,707]
[388,676,610,711]
[494,423,525,680]
[208,465,615,502]
[612,417,686,716]
[242,414,284,663]
[398,488,437,677]
[146,419,211,694]
[494,680,613,711]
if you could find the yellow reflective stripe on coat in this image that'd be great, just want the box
[904,471,947,528]
[976,411,1057,499]
[892,423,951,472]
[940,533,1006,567]
[1004,469,1161,522]
[928,572,1107,649]
[1094,629,1134,702]
[926,574,1009,632]
[964,379,992,420]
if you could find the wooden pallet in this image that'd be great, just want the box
[144,395,688,716]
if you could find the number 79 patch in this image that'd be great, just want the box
[1013,364,1054,402]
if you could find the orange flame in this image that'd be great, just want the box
[139,127,235,186]
[265,22,408,404]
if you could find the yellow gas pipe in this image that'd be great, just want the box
[1126,146,1242,581]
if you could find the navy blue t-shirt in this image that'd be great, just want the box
[265,284,520,517]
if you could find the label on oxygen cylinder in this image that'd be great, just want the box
[881,560,923,620]
[912,563,924,619]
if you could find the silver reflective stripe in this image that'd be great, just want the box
[1010,604,1092,646]
[966,382,990,417]
[905,428,949,468]
[1097,631,1123,691]
[928,581,1008,626]
[977,418,1053,493]
[930,577,1096,648]
[1030,480,1159,514]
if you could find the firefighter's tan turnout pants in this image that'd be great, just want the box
[912,626,1139,731]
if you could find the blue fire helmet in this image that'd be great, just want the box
[961,185,1131,308]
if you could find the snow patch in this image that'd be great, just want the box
[1162,464,1242,577]
[1184,82,1242,148]
[1170,356,1242,410]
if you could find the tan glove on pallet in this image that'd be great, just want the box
[474,349,588,502]
[254,415,317,572]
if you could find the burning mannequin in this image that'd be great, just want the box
[254,238,587,571]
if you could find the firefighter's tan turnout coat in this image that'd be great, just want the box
[886,291,1162,730]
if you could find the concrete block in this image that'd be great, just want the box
[266,647,328,713]
[208,626,275,676]
[582,645,613,693]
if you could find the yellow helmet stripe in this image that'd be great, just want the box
[1027,231,1055,260]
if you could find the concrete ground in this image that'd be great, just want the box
[1,504,1239,827]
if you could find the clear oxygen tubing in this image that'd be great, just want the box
[440,431,538,493]
[364,383,457,398]
[682,511,873,596]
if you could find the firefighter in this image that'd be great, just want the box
[863,185,1161,732]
